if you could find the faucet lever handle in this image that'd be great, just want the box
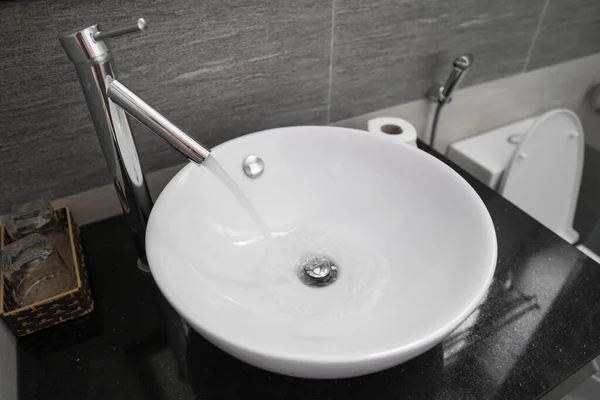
[94,18,147,42]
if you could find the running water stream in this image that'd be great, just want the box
[202,156,274,243]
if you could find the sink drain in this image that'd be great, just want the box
[242,155,265,178]
[297,255,339,287]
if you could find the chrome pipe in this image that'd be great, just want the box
[94,18,147,41]
[106,78,210,165]
[60,19,211,266]
[427,54,474,105]
[439,54,473,103]
[60,23,153,265]
[426,53,474,147]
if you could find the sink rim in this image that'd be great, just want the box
[146,125,497,368]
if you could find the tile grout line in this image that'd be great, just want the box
[325,0,337,125]
[522,0,550,73]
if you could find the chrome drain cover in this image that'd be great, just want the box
[242,155,265,178]
[297,255,339,287]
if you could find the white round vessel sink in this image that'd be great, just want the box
[146,126,497,378]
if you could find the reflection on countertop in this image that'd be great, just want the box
[17,146,600,400]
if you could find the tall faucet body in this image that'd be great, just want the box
[60,20,210,265]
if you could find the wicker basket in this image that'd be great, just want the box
[0,206,94,336]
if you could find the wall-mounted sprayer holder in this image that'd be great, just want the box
[426,54,474,148]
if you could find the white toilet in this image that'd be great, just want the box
[447,108,600,263]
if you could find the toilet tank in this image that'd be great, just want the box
[446,117,537,189]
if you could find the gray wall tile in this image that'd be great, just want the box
[1,0,595,212]
[329,0,546,122]
[0,0,331,211]
[527,0,600,71]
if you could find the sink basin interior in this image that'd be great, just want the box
[146,126,497,377]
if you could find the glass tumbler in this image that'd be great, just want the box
[3,199,73,267]
[1,234,76,307]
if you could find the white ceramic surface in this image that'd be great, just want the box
[500,109,584,244]
[447,117,536,188]
[146,126,497,378]
[448,109,586,246]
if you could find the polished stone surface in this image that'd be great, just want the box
[17,146,600,399]
[0,320,17,400]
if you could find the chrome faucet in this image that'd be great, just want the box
[427,54,474,147]
[60,19,211,266]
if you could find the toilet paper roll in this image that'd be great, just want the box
[367,117,418,147]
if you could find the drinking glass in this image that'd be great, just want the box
[1,234,76,307]
[3,199,73,267]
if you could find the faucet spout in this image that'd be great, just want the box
[106,78,211,165]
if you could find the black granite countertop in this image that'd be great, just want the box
[17,147,600,400]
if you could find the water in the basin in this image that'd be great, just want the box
[203,156,274,243]
[196,156,391,326]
